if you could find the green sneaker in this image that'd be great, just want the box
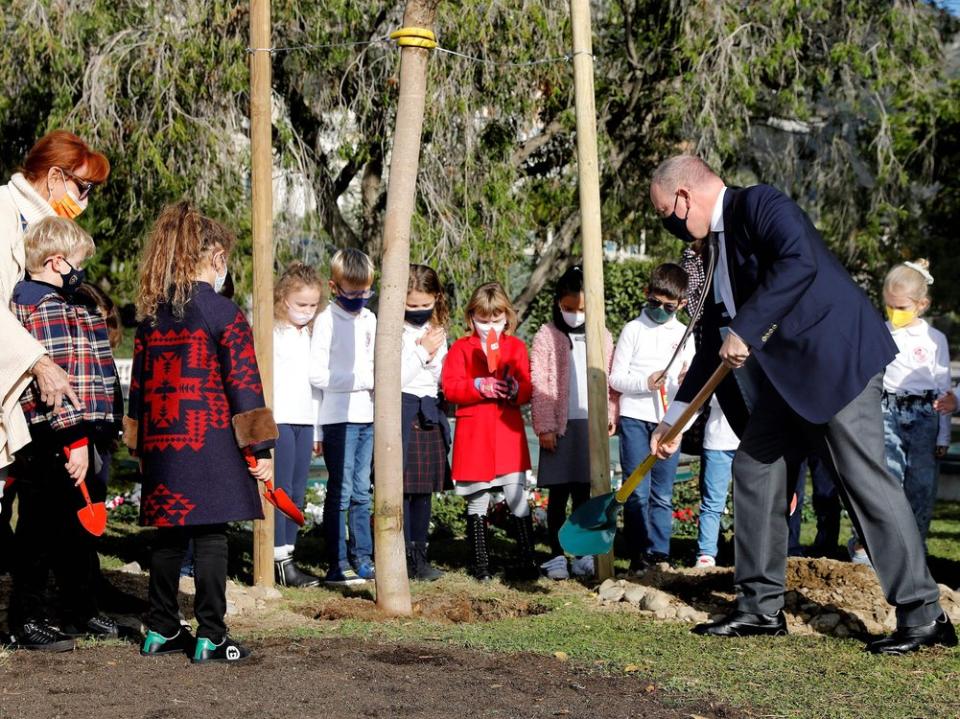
[191,636,251,664]
[140,628,195,657]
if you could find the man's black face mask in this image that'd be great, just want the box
[661,191,697,243]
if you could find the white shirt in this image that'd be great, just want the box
[273,324,322,430]
[309,302,376,425]
[884,319,951,446]
[567,333,589,420]
[400,322,447,397]
[703,396,740,451]
[609,313,695,423]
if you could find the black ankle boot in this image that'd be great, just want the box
[275,558,320,588]
[412,542,443,581]
[466,514,493,581]
[507,514,540,581]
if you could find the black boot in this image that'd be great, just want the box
[275,558,321,588]
[507,514,540,581]
[466,514,493,581]
[412,542,443,581]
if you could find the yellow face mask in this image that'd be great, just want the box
[50,190,86,219]
[886,306,916,329]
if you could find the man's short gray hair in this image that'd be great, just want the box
[651,155,717,193]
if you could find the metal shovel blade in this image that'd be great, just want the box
[559,492,619,556]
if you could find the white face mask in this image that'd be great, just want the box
[212,253,228,293]
[560,310,585,328]
[286,305,315,327]
[473,318,506,343]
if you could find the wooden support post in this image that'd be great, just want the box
[570,0,613,580]
[249,0,275,588]
[372,0,439,616]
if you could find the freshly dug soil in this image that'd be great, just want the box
[298,592,551,624]
[0,637,743,719]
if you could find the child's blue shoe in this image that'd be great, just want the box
[354,561,376,580]
[324,567,367,586]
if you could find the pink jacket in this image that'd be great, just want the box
[530,322,619,437]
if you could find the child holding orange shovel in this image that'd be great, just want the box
[9,217,119,651]
[126,203,277,664]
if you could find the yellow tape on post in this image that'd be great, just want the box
[390,27,437,49]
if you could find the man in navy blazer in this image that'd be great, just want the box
[648,155,954,654]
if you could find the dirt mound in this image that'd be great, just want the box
[303,592,550,624]
[0,637,745,719]
[598,557,960,638]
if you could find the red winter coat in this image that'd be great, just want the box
[442,333,532,483]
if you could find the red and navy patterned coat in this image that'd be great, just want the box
[12,280,117,445]
[127,283,273,527]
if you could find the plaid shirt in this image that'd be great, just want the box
[12,280,117,433]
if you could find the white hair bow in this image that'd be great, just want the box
[904,261,934,285]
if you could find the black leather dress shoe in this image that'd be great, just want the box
[692,610,788,637]
[866,612,958,655]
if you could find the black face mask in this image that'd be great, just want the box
[661,192,697,243]
[47,258,85,296]
[405,307,433,327]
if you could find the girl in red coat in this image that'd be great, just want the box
[442,282,535,580]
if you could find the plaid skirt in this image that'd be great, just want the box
[403,419,451,494]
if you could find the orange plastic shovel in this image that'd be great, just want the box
[64,445,107,537]
[244,453,305,526]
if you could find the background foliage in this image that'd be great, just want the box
[1,1,958,348]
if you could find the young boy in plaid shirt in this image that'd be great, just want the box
[9,216,118,651]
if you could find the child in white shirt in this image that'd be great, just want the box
[610,263,694,569]
[309,249,377,585]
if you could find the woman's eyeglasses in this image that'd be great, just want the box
[59,168,96,201]
[645,298,679,313]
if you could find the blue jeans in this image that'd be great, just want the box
[322,423,374,570]
[697,449,735,558]
[619,417,680,559]
[883,395,939,542]
[274,424,314,549]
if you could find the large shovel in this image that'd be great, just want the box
[64,445,107,537]
[243,453,305,526]
[559,364,731,556]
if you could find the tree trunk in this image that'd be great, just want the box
[373,0,439,616]
[249,0,275,588]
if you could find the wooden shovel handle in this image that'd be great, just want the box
[614,364,731,504]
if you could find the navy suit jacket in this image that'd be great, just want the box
[675,184,896,425]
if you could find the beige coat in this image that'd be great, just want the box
[0,173,52,468]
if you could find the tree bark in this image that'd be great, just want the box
[373,0,439,616]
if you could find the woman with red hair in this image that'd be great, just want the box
[0,131,109,647]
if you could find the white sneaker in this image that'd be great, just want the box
[847,537,873,568]
[570,555,595,578]
[693,555,716,569]
[540,555,569,580]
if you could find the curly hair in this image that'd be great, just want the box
[136,201,236,321]
[274,261,325,326]
[407,264,449,329]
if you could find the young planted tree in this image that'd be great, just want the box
[373,0,440,616]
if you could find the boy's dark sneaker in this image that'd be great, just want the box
[140,628,195,657]
[354,561,376,580]
[324,567,367,586]
[9,621,75,652]
[191,636,251,664]
[61,614,119,639]
[275,558,321,588]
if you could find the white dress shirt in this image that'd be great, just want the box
[884,319,951,446]
[400,322,447,397]
[609,312,695,423]
[309,302,376,425]
[567,333,589,420]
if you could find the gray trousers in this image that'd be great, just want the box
[732,373,942,626]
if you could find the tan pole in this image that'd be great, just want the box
[249,0,275,588]
[372,0,439,616]
[570,0,613,580]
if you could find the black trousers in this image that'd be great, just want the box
[148,525,228,641]
[10,434,99,628]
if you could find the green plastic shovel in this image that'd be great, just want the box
[559,364,731,557]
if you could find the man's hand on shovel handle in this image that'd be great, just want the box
[719,331,750,369]
[248,456,274,484]
[650,422,680,460]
